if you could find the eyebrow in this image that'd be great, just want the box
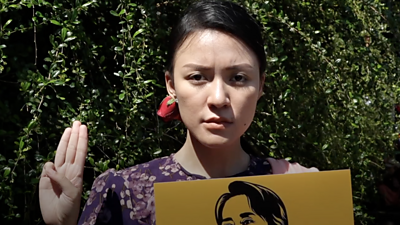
[222,218,234,222]
[182,63,254,71]
[182,63,213,71]
[225,63,254,71]
[240,212,255,218]
[221,212,255,222]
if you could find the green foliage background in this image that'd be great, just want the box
[1,0,399,224]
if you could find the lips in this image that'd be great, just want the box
[204,117,232,123]
[203,117,232,130]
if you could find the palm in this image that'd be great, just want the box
[39,121,88,225]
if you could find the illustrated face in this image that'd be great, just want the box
[166,29,264,148]
[220,195,266,225]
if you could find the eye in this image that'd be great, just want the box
[241,217,255,225]
[191,74,203,80]
[188,73,207,83]
[231,74,247,83]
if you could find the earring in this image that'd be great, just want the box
[157,96,182,122]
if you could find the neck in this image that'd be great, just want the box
[174,131,250,178]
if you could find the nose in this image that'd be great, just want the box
[207,78,230,109]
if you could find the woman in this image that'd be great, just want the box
[215,181,288,225]
[39,1,318,225]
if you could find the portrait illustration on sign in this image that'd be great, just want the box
[215,181,288,225]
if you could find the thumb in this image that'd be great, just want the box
[44,162,80,199]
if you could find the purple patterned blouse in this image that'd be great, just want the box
[78,153,272,225]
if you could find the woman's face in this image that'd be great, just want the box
[221,195,266,225]
[166,29,264,148]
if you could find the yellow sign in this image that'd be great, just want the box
[154,170,354,225]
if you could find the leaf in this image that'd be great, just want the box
[27,119,36,130]
[99,56,105,64]
[50,20,61,26]
[34,154,44,162]
[65,36,76,42]
[119,93,125,100]
[89,157,94,166]
[35,11,44,17]
[110,10,119,17]
[133,29,144,38]
[71,9,78,21]
[19,138,24,150]
[58,43,67,48]
[144,92,154,98]
[322,144,329,150]
[82,1,93,7]
[61,28,67,41]
[21,82,31,91]
[143,79,155,84]
[3,19,12,29]
[269,57,278,62]
[3,167,10,177]
[153,149,162,155]
[167,98,175,106]
[53,70,60,77]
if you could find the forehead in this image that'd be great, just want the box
[222,195,251,216]
[174,29,259,68]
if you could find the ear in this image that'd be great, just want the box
[258,73,265,99]
[165,71,176,98]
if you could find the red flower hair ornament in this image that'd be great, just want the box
[157,96,182,122]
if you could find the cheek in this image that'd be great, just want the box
[176,94,205,124]
[175,82,202,108]
[179,91,203,109]
[233,92,259,121]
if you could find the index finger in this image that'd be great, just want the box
[74,125,88,168]
[54,128,72,167]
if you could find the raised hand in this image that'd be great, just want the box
[39,121,88,225]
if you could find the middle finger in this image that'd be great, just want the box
[65,121,81,163]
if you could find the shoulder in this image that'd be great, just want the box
[79,155,174,225]
[247,155,273,175]
[266,157,319,174]
[95,154,174,190]
[91,153,184,193]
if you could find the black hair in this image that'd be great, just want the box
[215,181,288,225]
[166,0,266,75]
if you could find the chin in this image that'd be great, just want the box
[196,133,236,149]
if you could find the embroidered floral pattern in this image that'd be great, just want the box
[78,154,272,225]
